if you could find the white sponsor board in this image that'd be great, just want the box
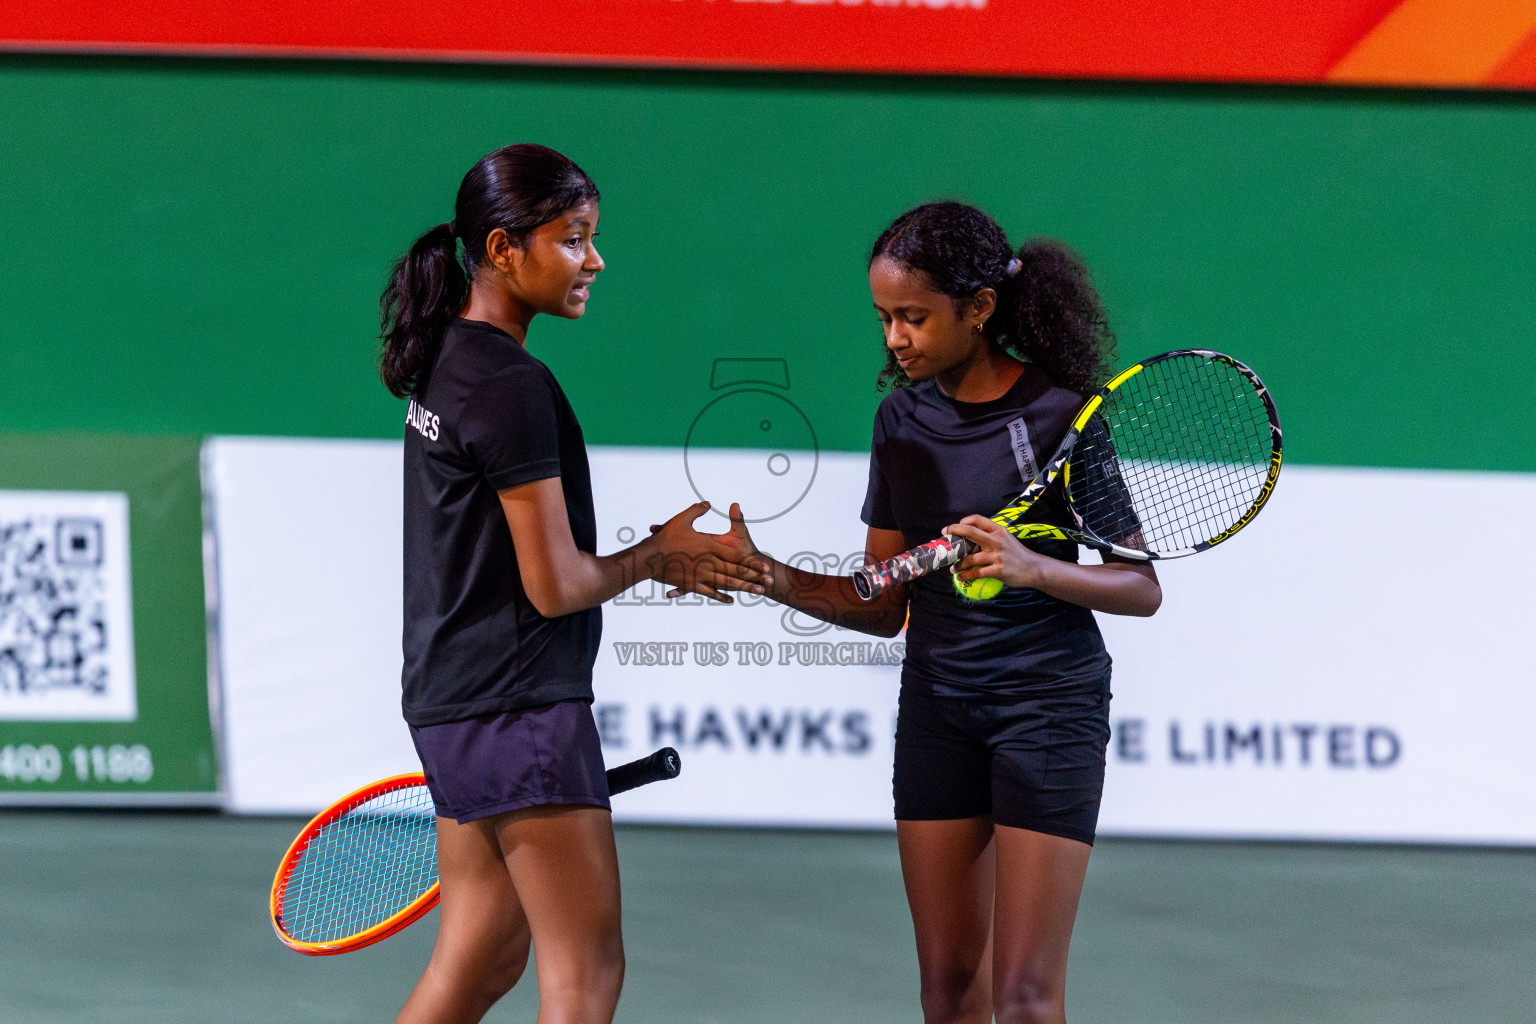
[203,439,414,814]
[1098,465,1534,844]
[0,490,136,721]
[205,437,1536,844]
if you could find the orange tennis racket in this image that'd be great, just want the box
[270,746,681,955]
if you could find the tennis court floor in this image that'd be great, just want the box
[4,811,1533,1023]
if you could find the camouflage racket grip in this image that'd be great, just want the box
[852,535,978,600]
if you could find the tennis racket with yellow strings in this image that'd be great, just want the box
[851,350,1282,601]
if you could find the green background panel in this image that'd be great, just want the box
[0,435,216,797]
[1,57,1533,469]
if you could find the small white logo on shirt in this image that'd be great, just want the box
[406,398,440,441]
[1006,416,1037,483]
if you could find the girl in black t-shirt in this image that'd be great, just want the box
[378,144,767,1024]
[726,203,1161,1024]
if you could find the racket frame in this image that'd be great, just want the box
[852,349,1283,599]
[270,747,685,956]
[270,772,439,957]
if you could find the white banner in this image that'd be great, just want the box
[1097,466,1536,844]
[204,437,1536,844]
[203,439,413,813]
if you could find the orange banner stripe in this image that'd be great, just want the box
[1328,0,1536,86]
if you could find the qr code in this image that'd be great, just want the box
[0,492,135,721]
[0,516,110,696]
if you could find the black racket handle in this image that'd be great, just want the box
[605,747,682,797]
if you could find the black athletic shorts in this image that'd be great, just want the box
[892,674,1112,845]
[408,699,611,824]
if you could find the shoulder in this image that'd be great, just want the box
[872,380,932,431]
[436,320,543,377]
[440,325,558,401]
[447,349,564,436]
[1017,366,1089,422]
[465,361,560,420]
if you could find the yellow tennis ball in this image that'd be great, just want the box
[953,574,1005,602]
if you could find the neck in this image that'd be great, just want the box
[460,276,534,345]
[934,343,1024,402]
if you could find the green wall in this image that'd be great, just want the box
[2,56,1535,470]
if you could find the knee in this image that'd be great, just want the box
[918,963,987,1024]
[485,932,533,996]
[993,973,1063,1024]
[540,936,625,1013]
[459,937,531,1013]
[589,937,625,1000]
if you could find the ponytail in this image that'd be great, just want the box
[870,202,1115,395]
[378,143,600,400]
[998,238,1115,394]
[379,222,466,398]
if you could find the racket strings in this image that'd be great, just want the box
[1069,354,1275,554]
[278,784,438,944]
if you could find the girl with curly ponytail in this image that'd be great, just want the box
[384,145,767,1024]
[721,201,1161,1024]
[871,202,1116,395]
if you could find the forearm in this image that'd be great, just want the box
[762,554,907,637]
[536,538,662,618]
[1028,559,1162,617]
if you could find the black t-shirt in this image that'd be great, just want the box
[861,365,1112,699]
[400,318,601,726]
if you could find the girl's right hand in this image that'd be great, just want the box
[645,501,773,603]
[945,514,1052,591]
[723,502,764,565]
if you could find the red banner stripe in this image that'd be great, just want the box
[2,0,1529,89]
[1490,27,1536,86]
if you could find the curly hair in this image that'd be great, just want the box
[869,201,1115,394]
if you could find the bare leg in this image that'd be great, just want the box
[396,816,534,1024]
[897,817,996,1024]
[990,826,1093,1024]
[497,805,625,1024]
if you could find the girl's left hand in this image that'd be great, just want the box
[944,515,1051,591]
